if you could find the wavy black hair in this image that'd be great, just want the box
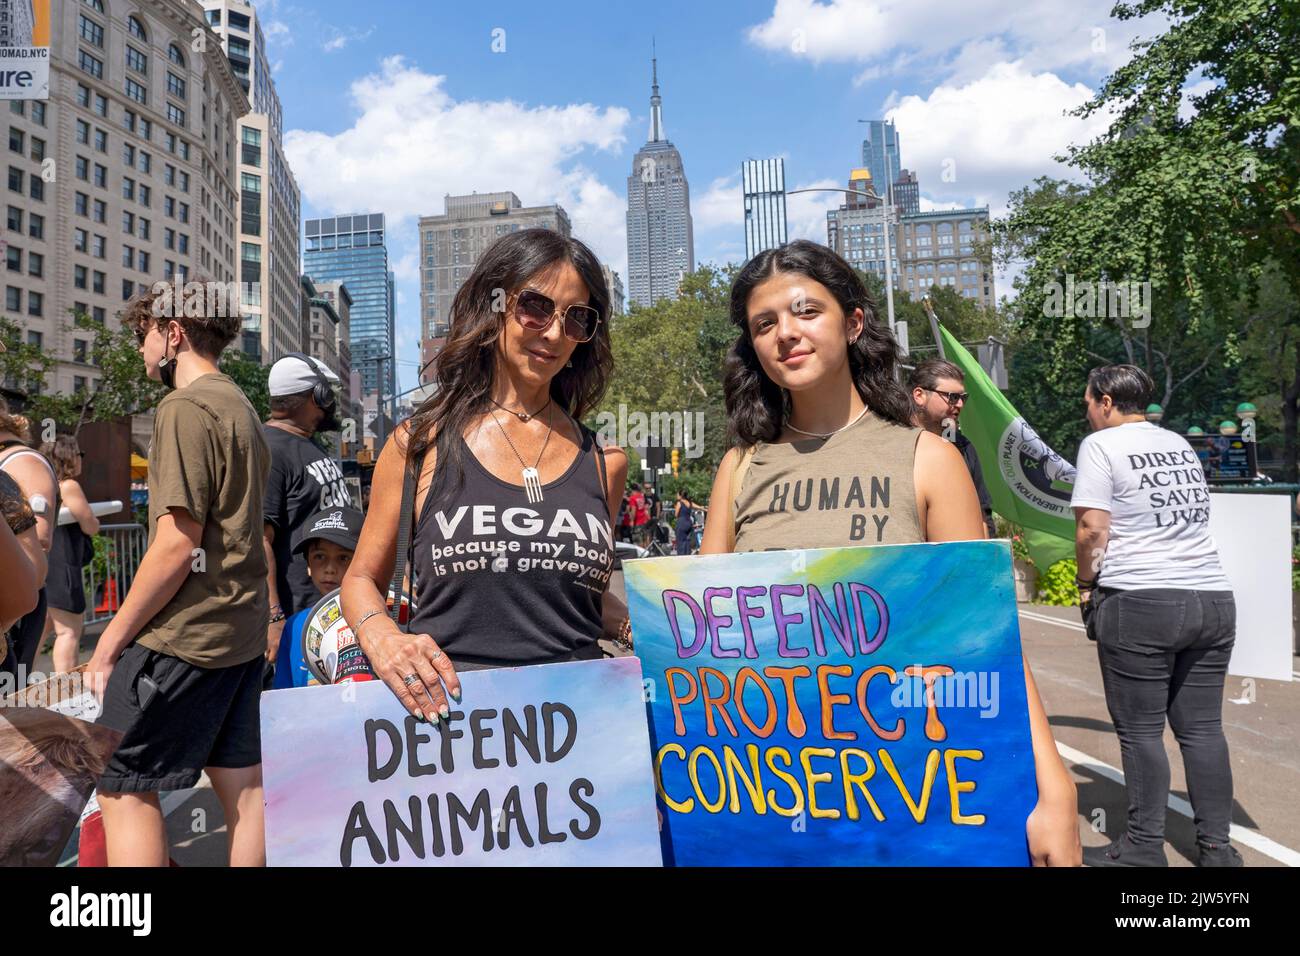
[401,228,613,507]
[723,239,912,445]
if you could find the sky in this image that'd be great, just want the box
[256,0,1167,393]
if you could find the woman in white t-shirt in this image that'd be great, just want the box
[1071,364,1239,868]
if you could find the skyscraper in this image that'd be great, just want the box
[742,158,788,260]
[201,0,302,364]
[417,191,571,384]
[860,120,900,199]
[304,214,395,404]
[626,54,693,308]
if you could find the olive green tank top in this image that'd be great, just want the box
[733,410,924,553]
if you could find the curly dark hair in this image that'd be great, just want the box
[723,240,912,446]
[402,228,613,507]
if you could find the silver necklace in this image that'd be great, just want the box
[488,400,553,503]
[786,405,871,441]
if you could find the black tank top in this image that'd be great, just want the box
[407,422,615,668]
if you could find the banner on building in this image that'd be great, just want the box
[0,0,50,100]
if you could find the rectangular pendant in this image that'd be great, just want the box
[522,466,543,504]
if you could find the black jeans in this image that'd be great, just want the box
[1093,587,1237,847]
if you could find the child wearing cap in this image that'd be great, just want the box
[272,506,363,689]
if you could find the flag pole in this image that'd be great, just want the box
[921,295,947,361]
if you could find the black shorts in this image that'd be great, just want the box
[97,643,264,793]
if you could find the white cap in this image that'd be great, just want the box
[268,355,341,397]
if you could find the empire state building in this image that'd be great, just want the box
[626,56,694,308]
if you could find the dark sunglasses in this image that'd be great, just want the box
[514,289,601,343]
[922,387,969,406]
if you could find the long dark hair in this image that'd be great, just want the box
[724,240,912,445]
[402,228,613,507]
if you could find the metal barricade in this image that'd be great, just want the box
[81,524,148,628]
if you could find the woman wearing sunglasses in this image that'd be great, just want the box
[696,240,1081,865]
[341,228,626,722]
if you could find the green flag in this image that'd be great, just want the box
[939,325,1077,570]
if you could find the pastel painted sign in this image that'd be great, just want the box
[625,541,1037,866]
[261,656,662,866]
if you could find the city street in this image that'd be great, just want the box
[48,576,1299,868]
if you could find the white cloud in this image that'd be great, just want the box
[747,0,1159,82]
[322,26,374,54]
[286,57,632,390]
[884,61,1109,217]
[692,172,843,266]
[693,174,742,233]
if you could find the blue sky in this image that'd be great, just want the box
[256,0,1166,392]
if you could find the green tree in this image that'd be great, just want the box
[219,348,270,421]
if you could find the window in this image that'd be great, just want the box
[32,102,45,126]
[169,45,186,67]
[179,202,190,224]
[93,164,106,188]
[5,167,19,192]
[76,85,90,108]
[76,156,89,181]
[75,228,88,252]
[138,218,150,240]
[93,272,106,295]
[139,251,150,273]
[179,171,190,193]
[27,213,42,240]
[76,120,90,145]
[74,376,88,394]
[123,177,135,200]
[125,79,148,105]
[83,0,104,12]
[241,172,261,193]
[92,235,106,259]
[123,110,136,133]
[79,15,105,47]
[123,144,135,167]
[27,253,42,278]
[122,278,135,301]
[123,246,135,268]
[74,266,88,290]
[167,104,185,127]
[26,331,41,349]
[139,152,151,174]
[123,211,135,233]
[93,306,106,324]
[164,197,175,218]
[179,140,189,161]
[7,129,21,153]
[27,292,42,317]
[5,287,19,311]
[79,51,104,80]
[139,185,151,207]
[178,234,189,254]
[164,164,175,186]
[30,138,44,162]
[94,93,108,117]
[75,192,89,217]
[126,44,148,75]
[164,227,175,250]
[139,118,152,141]
[167,73,186,99]
[93,199,106,223]
[127,16,147,41]
[5,247,20,271]
[5,206,18,231]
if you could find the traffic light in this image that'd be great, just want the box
[671,448,680,476]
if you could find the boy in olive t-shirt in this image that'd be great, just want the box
[87,284,270,867]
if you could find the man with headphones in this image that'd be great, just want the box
[263,353,353,670]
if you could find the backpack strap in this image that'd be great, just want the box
[724,444,757,553]
[388,449,425,629]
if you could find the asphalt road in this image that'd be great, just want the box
[49,574,1299,867]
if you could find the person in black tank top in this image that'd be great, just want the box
[342,229,628,724]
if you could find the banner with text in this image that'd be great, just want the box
[0,0,50,100]
[626,541,1037,866]
[261,656,662,866]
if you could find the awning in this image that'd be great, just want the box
[130,454,148,481]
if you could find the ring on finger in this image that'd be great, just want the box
[402,673,421,686]
[430,649,444,662]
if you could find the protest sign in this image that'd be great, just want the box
[625,540,1038,866]
[261,656,662,866]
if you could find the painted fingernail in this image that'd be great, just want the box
[450,688,461,702]
[439,705,450,719]
[430,712,440,726]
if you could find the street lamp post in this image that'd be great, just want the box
[789,185,898,335]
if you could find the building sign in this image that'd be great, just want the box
[0,0,50,100]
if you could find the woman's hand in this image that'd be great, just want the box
[1026,789,1083,866]
[359,619,461,724]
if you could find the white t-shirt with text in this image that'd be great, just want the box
[1070,421,1230,591]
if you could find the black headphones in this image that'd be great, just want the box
[282,352,337,411]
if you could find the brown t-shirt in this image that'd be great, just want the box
[136,373,270,668]
[733,410,924,552]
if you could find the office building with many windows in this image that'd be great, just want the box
[742,157,787,261]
